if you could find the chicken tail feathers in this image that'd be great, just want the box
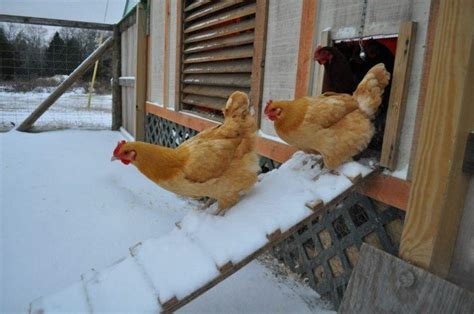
[353,63,390,119]
[223,91,251,119]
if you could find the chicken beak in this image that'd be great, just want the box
[111,156,119,162]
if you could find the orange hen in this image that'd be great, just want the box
[112,91,259,215]
[264,63,390,169]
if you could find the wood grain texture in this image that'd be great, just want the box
[407,0,440,180]
[174,0,184,111]
[134,3,147,141]
[145,101,410,209]
[0,14,113,30]
[294,0,318,98]
[250,0,269,125]
[400,0,474,277]
[340,244,474,313]
[380,22,416,170]
[163,0,170,107]
[312,30,331,96]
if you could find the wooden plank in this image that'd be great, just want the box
[340,244,474,313]
[399,0,474,277]
[356,174,410,210]
[145,101,410,210]
[162,178,367,313]
[184,45,254,63]
[184,18,255,44]
[163,0,171,107]
[249,0,268,126]
[183,85,248,99]
[112,26,122,131]
[183,74,251,87]
[134,3,147,141]
[182,94,226,111]
[380,22,417,170]
[183,59,253,74]
[185,0,212,12]
[16,37,114,132]
[0,14,113,30]
[184,3,256,34]
[184,32,255,54]
[462,132,474,174]
[408,0,440,180]
[175,0,184,111]
[312,30,331,96]
[294,0,319,98]
[185,0,246,23]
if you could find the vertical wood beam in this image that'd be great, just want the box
[380,22,416,170]
[294,0,318,98]
[112,26,122,131]
[399,0,474,277]
[174,0,184,111]
[312,30,331,96]
[135,2,147,141]
[163,0,171,107]
[250,0,269,125]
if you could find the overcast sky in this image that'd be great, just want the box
[1,0,128,24]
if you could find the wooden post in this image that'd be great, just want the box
[379,21,416,170]
[135,2,147,141]
[112,26,122,131]
[17,37,114,132]
[163,0,170,107]
[294,0,319,98]
[399,0,474,278]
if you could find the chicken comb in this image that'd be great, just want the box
[113,140,127,156]
[264,99,273,115]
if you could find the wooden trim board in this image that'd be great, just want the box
[380,22,417,170]
[294,0,319,98]
[146,101,410,210]
[134,2,147,141]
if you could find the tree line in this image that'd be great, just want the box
[0,24,112,82]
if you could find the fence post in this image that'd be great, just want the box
[112,26,122,130]
[134,2,147,141]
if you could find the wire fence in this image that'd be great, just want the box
[0,22,113,131]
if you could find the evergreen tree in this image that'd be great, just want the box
[64,37,82,73]
[0,27,15,80]
[45,32,66,75]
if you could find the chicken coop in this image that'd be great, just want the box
[112,0,474,310]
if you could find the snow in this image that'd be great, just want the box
[0,89,112,131]
[132,230,220,304]
[1,129,335,314]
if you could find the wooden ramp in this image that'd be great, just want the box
[30,153,374,313]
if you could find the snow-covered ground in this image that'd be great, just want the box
[1,130,334,313]
[0,88,112,131]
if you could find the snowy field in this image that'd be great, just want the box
[1,130,334,313]
[0,87,112,131]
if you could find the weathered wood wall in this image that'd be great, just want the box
[120,22,137,137]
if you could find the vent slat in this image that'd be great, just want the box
[183,59,253,74]
[184,18,255,44]
[182,94,226,111]
[185,0,246,23]
[183,74,251,87]
[184,45,253,63]
[184,3,256,34]
[184,31,254,54]
[185,0,212,12]
[183,86,250,99]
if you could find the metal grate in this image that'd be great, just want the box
[272,193,404,308]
